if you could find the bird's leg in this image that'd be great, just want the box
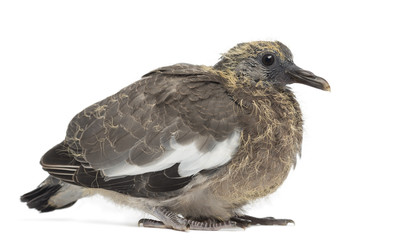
[138,207,237,231]
[231,215,294,227]
[186,218,237,231]
[140,206,189,231]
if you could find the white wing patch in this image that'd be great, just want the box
[102,130,241,178]
[177,130,240,177]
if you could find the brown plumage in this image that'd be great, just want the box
[21,41,330,230]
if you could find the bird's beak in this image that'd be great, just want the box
[286,65,331,91]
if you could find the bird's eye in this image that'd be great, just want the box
[262,54,275,66]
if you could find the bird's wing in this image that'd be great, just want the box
[41,64,241,196]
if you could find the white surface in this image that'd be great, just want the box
[1,0,395,239]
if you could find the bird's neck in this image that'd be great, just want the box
[212,69,296,113]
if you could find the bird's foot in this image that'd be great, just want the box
[139,207,293,231]
[138,218,237,231]
[139,207,236,231]
[231,215,295,228]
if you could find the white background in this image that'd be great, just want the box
[1,0,395,239]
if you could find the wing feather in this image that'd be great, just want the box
[41,64,241,197]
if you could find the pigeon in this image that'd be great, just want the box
[21,41,330,230]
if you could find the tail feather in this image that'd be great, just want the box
[21,185,63,212]
[21,176,83,213]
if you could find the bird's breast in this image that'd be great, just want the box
[209,88,303,207]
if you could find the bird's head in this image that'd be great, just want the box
[213,41,330,91]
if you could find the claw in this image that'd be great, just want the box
[138,218,168,229]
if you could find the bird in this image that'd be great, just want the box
[21,41,330,231]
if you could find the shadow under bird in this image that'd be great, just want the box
[21,41,330,230]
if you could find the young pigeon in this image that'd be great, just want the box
[21,41,330,230]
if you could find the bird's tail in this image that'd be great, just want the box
[21,176,85,213]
